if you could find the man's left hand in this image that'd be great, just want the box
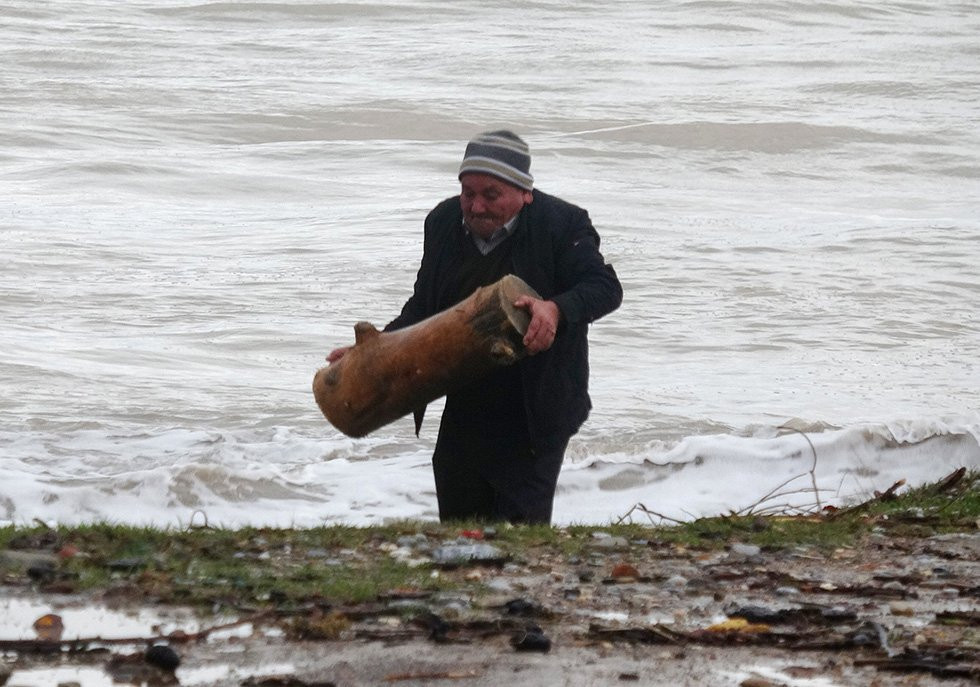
[514,296,561,354]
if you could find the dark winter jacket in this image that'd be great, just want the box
[387,189,623,447]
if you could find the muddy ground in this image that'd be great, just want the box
[2,525,978,687]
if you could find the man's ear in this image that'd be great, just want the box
[522,190,533,205]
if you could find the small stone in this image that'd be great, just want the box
[775,586,800,596]
[511,628,551,653]
[486,578,516,593]
[26,561,57,583]
[610,563,640,580]
[145,644,180,671]
[730,543,761,558]
[741,678,781,687]
[889,601,915,616]
[33,613,64,641]
[665,575,688,589]
[592,536,630,550]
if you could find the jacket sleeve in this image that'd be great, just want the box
[384,207,442,332]
[549,208,623,325]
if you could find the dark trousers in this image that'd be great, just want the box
[431,401,569,525]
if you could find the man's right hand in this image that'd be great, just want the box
[326,346,350,364]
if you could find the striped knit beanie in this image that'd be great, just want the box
[458,130,533,191]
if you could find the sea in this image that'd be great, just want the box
[1,0,978,529]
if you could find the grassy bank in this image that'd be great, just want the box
[1,470,975,611]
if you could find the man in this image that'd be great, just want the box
[330,130,622,524]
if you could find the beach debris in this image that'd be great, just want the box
[242,676,337,686]
[704,618,770,634]
[728,543,762,560]
[26,560,57,584]
[501,597,550,618]
[145,644,181,671]
[384,669,480,682]
[288,610,352,640]
[430,541,506,568]
[589,532,630,550]
[935,610,980,626]
[511,625,551,652]
[57,543,80,560]
[722,604,857,625]
[106,556,147,572]
[32,613,64,641]
[587,623,685,645]
[855,646,980,679]
[411,611,451,643]
[610,563,640,581]
[739,677,783,687]
[106,650,180,685]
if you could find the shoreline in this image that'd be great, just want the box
[1,471,977,686]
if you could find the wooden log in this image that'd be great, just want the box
[313,274,540,438]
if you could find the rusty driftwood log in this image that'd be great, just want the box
[313,274,539,438]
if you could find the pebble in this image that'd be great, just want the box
[145,644,180,672]
[889,601,916,616]
[610,563,640,580]
[397,534,430,549]
[511,628,551,653]
[730,543,761,558]
[486,578,516,593]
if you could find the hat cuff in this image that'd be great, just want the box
[458,158,534,191]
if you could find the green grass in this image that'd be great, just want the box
[2,470,975,610]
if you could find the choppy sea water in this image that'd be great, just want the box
[1,0,978,527]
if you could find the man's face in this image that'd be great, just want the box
[460,173,531,239]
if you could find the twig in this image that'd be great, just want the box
[733,472,811,516]
[616,503,686,526]
[187,509,211,529]
[777,425,821,512]
[934,467,967,494]
[384,670,480,681]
